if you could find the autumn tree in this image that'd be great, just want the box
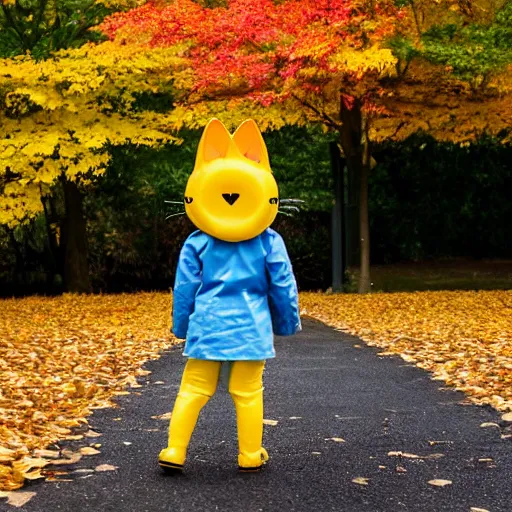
[0,0,182,292]
[100,0,512,292]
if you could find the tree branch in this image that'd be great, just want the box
[291,93,342,131]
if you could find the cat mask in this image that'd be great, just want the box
[184,118,279,242]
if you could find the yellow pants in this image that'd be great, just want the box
[159,359,268,469]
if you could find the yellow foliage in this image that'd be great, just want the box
[329,46,398,79]
[0,42,188,227]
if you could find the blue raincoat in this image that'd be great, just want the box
[172,228,301,360]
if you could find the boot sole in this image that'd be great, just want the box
[159,460,184,473]
[238,465,263,473]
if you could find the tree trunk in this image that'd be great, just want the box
[339,98,371,293]
[61,179,92,293]
[41,193,61,287]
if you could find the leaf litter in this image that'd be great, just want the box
[2,290,511,493]
[0,292,176,492]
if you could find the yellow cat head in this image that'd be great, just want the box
[184,118,279,242]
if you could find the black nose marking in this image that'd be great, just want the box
[222,193,240,205]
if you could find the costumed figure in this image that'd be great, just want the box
[158,118,301,473]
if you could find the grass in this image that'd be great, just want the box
[347,259,512,293]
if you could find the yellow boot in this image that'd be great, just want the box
[229,361,268,471]
[158,359,221,472]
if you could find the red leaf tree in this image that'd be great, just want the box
[101,0,512,292]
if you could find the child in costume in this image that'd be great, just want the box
[158,118,301,473]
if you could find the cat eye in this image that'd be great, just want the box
[185,197,193,204]
[269,198,278,205]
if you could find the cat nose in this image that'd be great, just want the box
[222,193,240,205]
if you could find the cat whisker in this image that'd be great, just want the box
[279,206,300,213]
[166,211,186,220]
[278,210,294,217]
[279,199,305,204]
[164,200,184,204]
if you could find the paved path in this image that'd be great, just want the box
[7,319,511,512]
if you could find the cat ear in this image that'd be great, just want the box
[232,119,270,169]
[195,119,232,168]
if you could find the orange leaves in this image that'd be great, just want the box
[300,290,512,412]
[0,292,176,492]
[99,0,403,111]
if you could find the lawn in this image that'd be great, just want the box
[1,290,511,492]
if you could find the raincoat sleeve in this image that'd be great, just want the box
[171,236,202,339]
[266,232,301,336]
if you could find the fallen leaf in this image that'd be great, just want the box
[352,477,369,485]
[113,391,130,396]
[5,492,37,507]
[48,452,82,465]
[289,416,302,420]
[263,419,278,426]
[85,430,102,438]
[428,479,452,487]
[396,466,407,473]
[73,469,94,474]
[65,435,84,441]
[311,452,321,455]
[80,447,100,456]
[470,508,490,512]
[428,440,453,446]
[122,442,132,446]
[0,447,16,462]
[388,451,419,458]
[95,464,118,472]
[502,412,512,422]
[378,465,386,469]
[326,437,345,443]
[388,451,444,459]
[33,449,60,459]
[12,457,48,473]
[152,412,172,420]
[46,478,73,482]
[478,458,493,463]
[480,422,500,428]
[22,468,44,481]
[153,381,165,385]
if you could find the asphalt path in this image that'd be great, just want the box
[7,319,511,512]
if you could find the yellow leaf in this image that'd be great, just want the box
[80,447,101,456]
[152,412,172,420]
[85,430,103,438]
[263,419,278,426]
[0,447,16,462]
[502,412,512,422]
[47,453,82,465]
[352,477,369,485]
[428,479,452,487]
[95,464,118,472]
[33,450,60,459]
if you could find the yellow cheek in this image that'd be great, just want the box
[184,160,278,242]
